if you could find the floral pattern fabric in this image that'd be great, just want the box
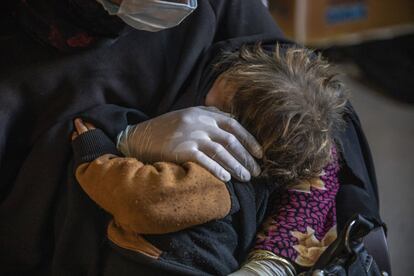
[255,147,340,267]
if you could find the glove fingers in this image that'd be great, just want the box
[200,141,251,182]
[210,129,261,178]
[188,151,231,182]
[216,116,263,159]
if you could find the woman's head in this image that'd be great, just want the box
[216,45,348,187]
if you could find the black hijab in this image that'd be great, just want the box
[17,0,125,52]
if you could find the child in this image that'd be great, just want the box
[72,45,347,275]
[213,45,346,275]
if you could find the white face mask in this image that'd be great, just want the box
[97,0,197,32]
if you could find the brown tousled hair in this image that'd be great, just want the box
[217,44,348,187]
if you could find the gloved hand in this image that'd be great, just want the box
[116,106,262,182]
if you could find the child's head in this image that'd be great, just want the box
[216,45,347,187]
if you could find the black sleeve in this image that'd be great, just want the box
[336,102,382,230]
[71,129,120,169]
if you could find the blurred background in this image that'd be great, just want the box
[267,0,414,275]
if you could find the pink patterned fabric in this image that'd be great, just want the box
[254,147,340,266]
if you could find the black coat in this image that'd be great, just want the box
[0,0,381,275]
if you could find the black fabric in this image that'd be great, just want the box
[18,0,125,52]
[0,0,381,275]
[336,103,381,230]
[72,129,120,168]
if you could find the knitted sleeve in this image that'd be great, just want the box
[72,129,231,235]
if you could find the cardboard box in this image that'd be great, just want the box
[269,0,414,46]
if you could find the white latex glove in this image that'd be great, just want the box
[116,106,262,182]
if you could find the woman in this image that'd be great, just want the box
[0,0,381,274]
